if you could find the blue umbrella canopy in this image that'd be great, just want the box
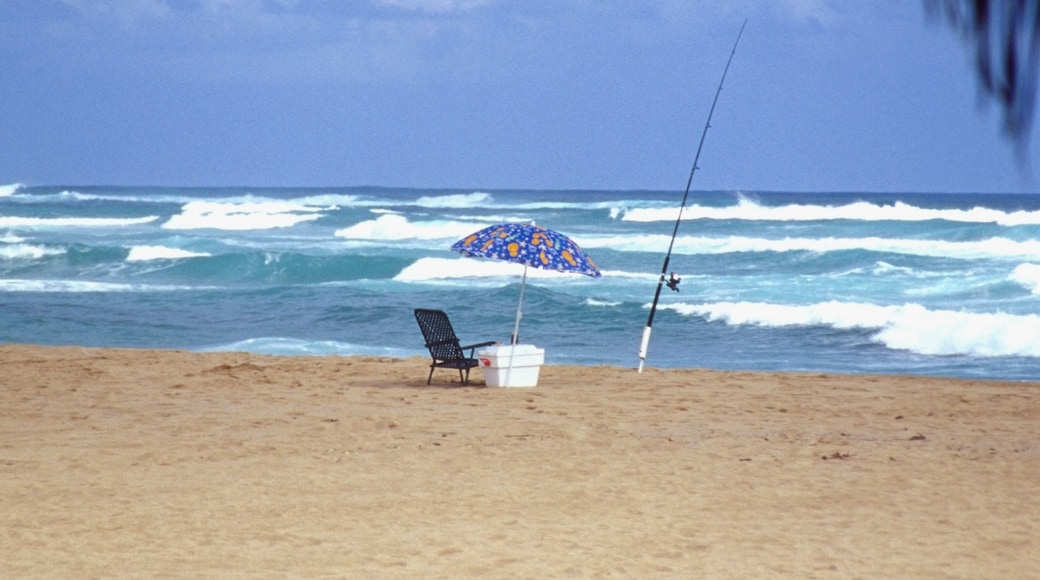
[450,223,601,278]
[451,223,601,344]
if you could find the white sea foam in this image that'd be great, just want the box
[394,257,603,283]
[586,298,622,307]
[622,197,1040,226]
[403,190,635,212]
[198,337,415,357]
[0,216,160,228]
[317,191,645,213]
[870,261,916,275]
[1009,263,1040,294]
[415,192,492,208]
[0,189,103,203]
[335,214,489,241]
[48,190,364,208]
[331,213,599,248]
[98,191,478,212]
[0,243,65,260]
[514,200,646,212]
[0,183,23,197]
[0,279,207,292]
[832,261,924,278]
[661,300,1040,358]
[291,193,362,207]
[162,200,325,230]
[580,233,1040,260]
[126,245,211,261]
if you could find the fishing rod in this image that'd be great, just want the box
[637,20,747,373]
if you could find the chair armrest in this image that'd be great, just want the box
[462,341,498,356]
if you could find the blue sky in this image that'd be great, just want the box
[1,0,1036,193]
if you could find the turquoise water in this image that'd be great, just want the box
[3,183,1040,380]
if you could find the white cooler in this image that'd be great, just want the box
[476,344,545,387]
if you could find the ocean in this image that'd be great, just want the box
[2,182,1040,381]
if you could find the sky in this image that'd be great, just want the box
[1,0,1037,193]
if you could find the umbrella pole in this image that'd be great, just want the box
[511,264,528,345]
[506,264,529,387]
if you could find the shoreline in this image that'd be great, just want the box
[2,343,1037,576]
[8,340,1038,384]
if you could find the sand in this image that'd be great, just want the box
[1,344,1037,578]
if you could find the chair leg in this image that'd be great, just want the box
[427,365,434,385]
[458,368,466,384]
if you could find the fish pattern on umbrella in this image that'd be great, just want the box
[451,223,601,278]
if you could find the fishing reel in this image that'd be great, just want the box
[666,272,681,292]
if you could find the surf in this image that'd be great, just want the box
[621,196,1040,226]
[660,300,1040,358]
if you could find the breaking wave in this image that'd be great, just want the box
[622,197,1040,226]
[661,300,1040,358]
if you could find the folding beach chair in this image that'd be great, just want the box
[414,308,496,385]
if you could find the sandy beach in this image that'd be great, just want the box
[1,344,1037,577]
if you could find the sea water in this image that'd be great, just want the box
[3,182,1040,380]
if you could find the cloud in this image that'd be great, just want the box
[774,0,870,30]
[28,0,765,87]
[778,0,839,22]
[56,0,171,24]
[194,0,301,12]
[695,0,852,31]
[375,0,493,13]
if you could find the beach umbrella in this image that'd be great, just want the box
[451,222,601,344]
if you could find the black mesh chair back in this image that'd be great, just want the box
[414,308,496,385]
